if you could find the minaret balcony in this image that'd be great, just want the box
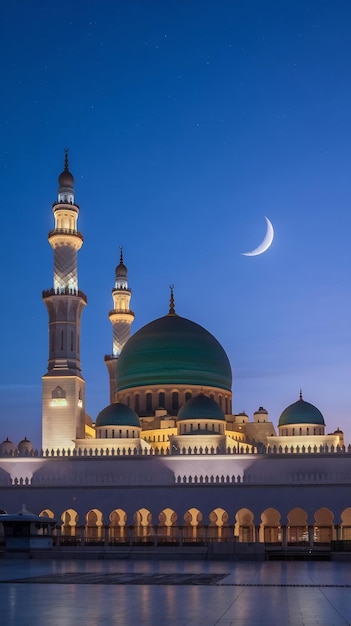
[108,308,135,322]
[52,201,79,211]
[42,288,87,304]
[48,228,84,241]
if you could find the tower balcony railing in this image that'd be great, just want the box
[48,228,84,242]
[42,287,87,303]
[52,201,80,210]
[108,308,135,317]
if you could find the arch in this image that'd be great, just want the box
[39,509,55,519]
[261,508,281,543]
[314,507,334,544]
[208,507,230,540]
[287,507,308,544]
[85,509,103,542]
[134,508,152,543]
[341,508,351,539]
[183,507,203,542]
[235,508,254,542]
[109,508,127,543]
[158,508,178,543]
[61,508,78,541]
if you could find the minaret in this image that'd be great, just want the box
[42,152,87,451]
[104,248,134,403]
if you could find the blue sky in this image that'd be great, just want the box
[1,0,351,448]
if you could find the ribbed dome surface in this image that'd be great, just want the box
[178,394,225,421]
[279,397,325,427]
[95,403,140,428]
[116,313,232,392]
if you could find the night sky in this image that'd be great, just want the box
[1,1,351,448]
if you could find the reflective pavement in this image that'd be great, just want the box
[1,558,351,625]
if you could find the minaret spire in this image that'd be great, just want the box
[169,284,176,315]
[42,152,87,451]
[104,248,135,403]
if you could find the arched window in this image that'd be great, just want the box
[146,392,152,412]
[158,392,165,408]
[172,392,179,411]
[185,392,192,402]
[134,394,140,412]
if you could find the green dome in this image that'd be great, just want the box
[116,313,232,392]
[278,396,325,427]
[178,394,225,421]
[95,403,140,428]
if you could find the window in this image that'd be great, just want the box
[172,392,179,411]
[134,394,140,412]
[158,392,165,408]
[146,392,152,412]
[185,392,192,402]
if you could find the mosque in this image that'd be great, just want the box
[0,156,351,552]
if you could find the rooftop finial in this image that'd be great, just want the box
[299,388,303,400]
[64,148,69,172]
[169,284,175,315]
[119,245,123,264]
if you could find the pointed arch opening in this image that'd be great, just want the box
[235,508,254,542]
[109,509,127,544]
[158,508,178,544]
[85,509,103,543]
[287,507,308,545]
[183,508,203,543]
[261,508,282,544]
[208,507,230,541]
[133,508,153,544]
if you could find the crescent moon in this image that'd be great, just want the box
[241,216,274,257]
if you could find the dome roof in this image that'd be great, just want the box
[178,394,225,421]
[278,394,325,427]
[116,313,232,392]
[116,261,127,278]
[58,169,74,188]
[0,438,16,455]
[95,402,140,428]
[18,437,33,453]
[58,151,74,188]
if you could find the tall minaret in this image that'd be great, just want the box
[42,152,87,451]
[104,248,134,403]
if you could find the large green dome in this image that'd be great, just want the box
[116,313,232,392]
[278,395,325,427]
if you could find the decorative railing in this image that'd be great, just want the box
[108,308,135,317]
[1,443,350,459]
[42,287,87,303]
[48,228,83,241]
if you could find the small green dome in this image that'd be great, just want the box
[116,313,232,392]
[278,395,325,427]
[178,394,225,421]
[95,403,140,428]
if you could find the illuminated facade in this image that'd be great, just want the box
[0,157,350,553]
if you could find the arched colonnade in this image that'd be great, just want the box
[37,506,351,546]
